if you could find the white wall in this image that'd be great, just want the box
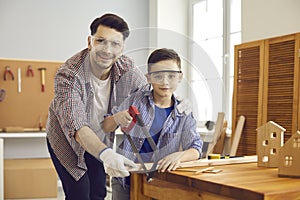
[242,0,300,42]
[0,0,149,62]
[149,0,190,100]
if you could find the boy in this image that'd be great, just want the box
[102,48,203,200]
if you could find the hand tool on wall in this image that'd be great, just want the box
[39,116,43,131]
[121,106,159,182]
[17,67,21,93]
[26,65,34,77]
[3,66,14,81]
[38,68,46,92]
[0,89,6,102]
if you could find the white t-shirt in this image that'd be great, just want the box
[90,73,111,141]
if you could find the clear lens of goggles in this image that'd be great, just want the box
[148,70,182,84]
[91,36,123,50]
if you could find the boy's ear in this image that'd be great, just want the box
[145,74,151,83]
[179,72,183,82]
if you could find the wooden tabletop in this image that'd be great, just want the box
[131,163,300,200]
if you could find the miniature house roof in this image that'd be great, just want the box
[256,121,286,132]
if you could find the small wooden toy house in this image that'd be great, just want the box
[256,121,285,167]
[278,131,300,177]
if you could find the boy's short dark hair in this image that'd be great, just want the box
[90,13,130,40]
[147,48,181,72]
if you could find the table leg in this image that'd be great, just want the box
[130,173,151,200]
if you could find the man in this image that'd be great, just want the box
[46,13,148,200]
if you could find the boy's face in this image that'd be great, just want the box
[147,59,182,99]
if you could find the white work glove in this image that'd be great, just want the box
[99,148,137,177]
[176,97,192,115]
[157,151,185,172]
[113,110,133,127]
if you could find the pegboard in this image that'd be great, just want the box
[0,58,63,130]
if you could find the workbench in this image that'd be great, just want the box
[130,162,300,200]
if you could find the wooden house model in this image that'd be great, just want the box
[278,131,300,177]
[256,121,285,167]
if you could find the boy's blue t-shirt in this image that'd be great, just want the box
[140,105,173,159]
[125,105,174,185]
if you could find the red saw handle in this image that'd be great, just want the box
[121,106,140,133]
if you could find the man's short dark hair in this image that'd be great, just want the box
[147,48,181,72]
[90,13,130,40]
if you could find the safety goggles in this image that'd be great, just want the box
[148,70,182,84]
[90,36,123,50]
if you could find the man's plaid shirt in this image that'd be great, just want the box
[46,48,148,181]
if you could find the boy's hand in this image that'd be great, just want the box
[157,152,184,172]
[113,110,133,127]
[99,148,137,177]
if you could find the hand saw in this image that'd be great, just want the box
[121,105,159,182]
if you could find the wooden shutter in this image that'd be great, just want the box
[232,41,264,155]
[262,34,299,143]
[232,33,300,156]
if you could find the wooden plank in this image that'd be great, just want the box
[229,115,245,156]
[206,112,225,156]
[129,156,258,172]
[213,120,227,154]
[178,155,257,168]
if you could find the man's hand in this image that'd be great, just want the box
[157,152,185,172]
[99,148,137,177]
[113,110,133,127]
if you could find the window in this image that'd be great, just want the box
[293,138,300,149]
[189,0,241,126]
[284,156,293,167]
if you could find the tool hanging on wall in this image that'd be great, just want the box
[39,116,43,131]
[3,66,14,81]
[18,67,22,93]
[38,68,46,92]
[0,89,6,102]
[26,65,34,77]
